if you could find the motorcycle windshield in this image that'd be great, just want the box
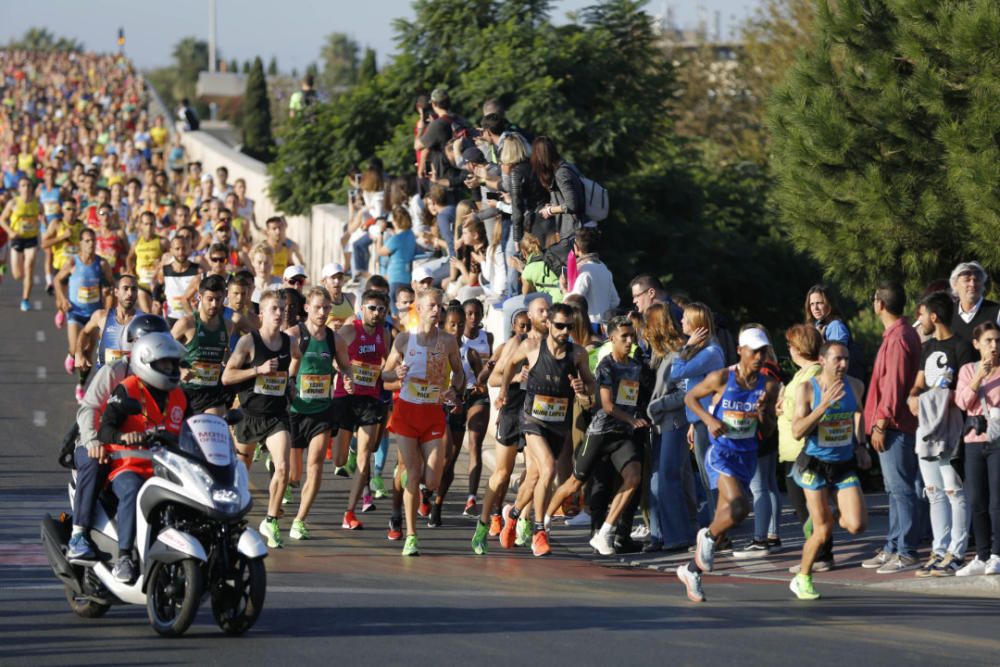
[177,414,236,485]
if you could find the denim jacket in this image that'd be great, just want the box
[668,340,726,424]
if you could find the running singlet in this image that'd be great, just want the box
[292,324,336,415]
[97,309,139,369]
[68,255,104,317]
[804,378,857,463]
[499,335,528,418]
[134,236,162,288]
[271,241,291,278]
[10,197,41,238]
[461,328,491,389]
[39,185,61,222]
[163,262,199,320]
[710,368,768,453]
[51,219,84,270]
[96,232,126,275]
[238,330,291,417]
[399,331,448,405]
[522,340,576,431]
[335,319,386,399]
[327,295,355,328]
[181,312,228,389]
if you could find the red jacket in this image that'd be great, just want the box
[103,375,187,482]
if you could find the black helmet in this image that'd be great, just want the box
[125,314,171,345]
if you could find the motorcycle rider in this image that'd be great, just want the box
[66,315,173,561]
[96,332,189,583]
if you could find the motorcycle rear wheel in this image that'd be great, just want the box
[64,586,110,618]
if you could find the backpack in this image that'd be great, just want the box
[567,164,609,223]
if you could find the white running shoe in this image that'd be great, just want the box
[985,554,1000,575]
[589,531,615,556]
[956,557,986,577]
[676,564,705,602]
[694,527,716,573]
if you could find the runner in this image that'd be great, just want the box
[381,287,466,555]
[676,327,780,602]
[42,200,85,328]
[265,216,306,279]
[126,210,167,313]
[76,274,141,373]
[171,274,233,416]
[333,289,391,530]
[288,286,352,540]
[158,235,199,327]
[542,316,647,555]
[321,262,356,329]
[788,340,870,599]
[459,298,493,516]
[0,177,43,311]
[223,289,301,548]
[37,166,63,293]
[223,271,259,352]
[495,302,596,557]
[53,228,114,401]
[94,203,129,278]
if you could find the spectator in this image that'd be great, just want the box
[177,98,200,132]
[531,135,585,269]
[518,233,562,302]
[375,206,416,307]
[805,284,863,379]
[414,88,465,202]
[426,185,457,257]
[564,229,619,324]
[949,261,1000,342]
[289,74,318,119]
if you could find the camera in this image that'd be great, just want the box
[965,414,987,436]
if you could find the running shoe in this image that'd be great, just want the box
[515,517,532,547]
[630,523,650,540]
[733,539,771,559]
[74,385,85,403]
[112,554,136,583]
[264,452,274,473]
[282,486,293,505]
[402,534,420,557]
[428,503,442,528]
[985,554,1000,575]
[54,310,65,329]
[259,517,283,549]
[361,494,376,513]
[289,518,310,540]
[499,506,517,549]
[346,449,358,475]
[371,474,388,499]
[876,554,918,574]
[387,516,403,541]
[488,513,502,537]
[861,549,889,569]
[565,510,591,527]
[930,553,963,577]
[676,564,705,603]
[589,531,615,556]
[463,497,477,516]
[342,510,363,530]
[471,520,489,555]
[253,444,264,463]
[66,533,96,561]
[333,465,350,478]
[915,553,943,578]
[418,488,432,517]
[63,353,74,375]
[532,530,551,557]
[790,573,820,600]
[694,527,715,573]
[956,557,987,577]
[19,299,30,312]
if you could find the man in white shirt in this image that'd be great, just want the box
[565,229,619,324]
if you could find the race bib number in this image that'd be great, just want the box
[818,412,853,448]
[104,349,128,365]
[63,244,79,257]
[254,371,288,396]
[406,377,441,404]
[168,296,187,315]
[20,219,38,235]
[77,284,100,304]
[531,395,569,423]
[721,410,757,440]
[616,379,639,407]
[351,360,381,388]
[299,373,331,400]
[189,361,222,386]
[44,201,60,216]
[138,266,155,285]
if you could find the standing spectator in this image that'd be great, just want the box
[949,261,1000,342]
[176,98,200,132]
[500,126,545,251]
[414,88,464,203]
[805,284,863,379]
[518,233,562,302]
[426,185,457,257]
[861,281,924,574]
[288,74,318,119]
[377,207,416,310]
[531,136,585,270]
[564,229,619,324]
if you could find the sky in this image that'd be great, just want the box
[0,0,758,72]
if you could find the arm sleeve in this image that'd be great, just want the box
[668,345,725,382]
[875,337,916,422]
[955,363,980,411]
[824,320,850,345]
[97,384,132,444]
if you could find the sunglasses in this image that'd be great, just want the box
[209,255,227,263]
[365,304,387,313]
[215,226,230,233]
[289,277,305,285]
[551,321,571,331]
[218,217,231,223]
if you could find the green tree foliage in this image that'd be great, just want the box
[228,58,239,73]
[242,57,275,162]
[769,0,1000,302]
[146,37,209,121]
[242,60,251,74]
[267,56,278,76]
[358,48,377,83]
[7,27,83,52]
[320,33,360,92]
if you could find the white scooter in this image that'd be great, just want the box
[41,409,268,637]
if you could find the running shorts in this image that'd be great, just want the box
[11,236,38,252]
[233,413,290,446]
[333,395,387,432]
[387,399,446,444]
[574,432,641,482]
[495,407,525,450]
[792,452,861,491]
[706,444,757,489]
[183,385,229,413]
[522,420,569,458]
[291,409,337,448]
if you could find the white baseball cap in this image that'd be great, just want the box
[738,328,771,351]
[320,262,346,279]
[283,265,307,281]
[201,172,214,183]
[412,264,435,283]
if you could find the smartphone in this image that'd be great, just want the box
[485,191,501,201]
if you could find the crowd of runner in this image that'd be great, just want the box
[3,49,1000,602]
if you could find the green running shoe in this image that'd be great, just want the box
[282,486,293,505]
[290,518,310,540]
[371,474,388,499]
[252,444,263,463]
[471,520,489,555]
[259,517,283,549]
[790,573,820,600]
[346,449,358,475]
[515,517,532,546]
[264,452,274,473]
[402,534,420,557]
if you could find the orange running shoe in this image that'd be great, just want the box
[489,513,502,537]
[463,497,477,516]
[418,488,432,517]
[387,516,403,540]
[532,530,551,557]
[499,504,516,549]
[342,510,363,530]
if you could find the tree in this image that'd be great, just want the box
[228,58,239,73]
[267,56,278,76]
[769,0,1000,302]
[358,48,377,83]
[242,60,251,74]
[242,57,275,162]
[305,62,319,81]
[8,27,83,52]
[319,32,360,92]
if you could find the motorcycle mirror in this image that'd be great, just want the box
[121,397,143,416]
[223,409,244,426]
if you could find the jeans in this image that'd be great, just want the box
[878,430,923,559]
[111,472,144,551]
[750,450,781,540]
[918,454,968,557]
[73,447,108,529]
[649,428,696,546]
[692,422,714,527]
[351,234,372,276]
[965,443,1000,560]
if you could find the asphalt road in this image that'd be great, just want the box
[1,273,998,666]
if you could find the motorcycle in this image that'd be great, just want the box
[41,407,268,637]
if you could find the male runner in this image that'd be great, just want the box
[321,262,356,329]
[264,216,306,279]
[42,199,84,328]
[76,274,141,372]
[334,289,391,530]
[495,302,595,556]
[459,298,493,516]
[171,274,233,415]
[0,177,43,311]
[223,289,301,548]
[158,235,199,326]
[288,286,352,540]
[127,210,167,313]
[677,327,780,602]
[382,288,465,556]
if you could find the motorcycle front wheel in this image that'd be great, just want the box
[211,555,266,635]
[146,559,203,637]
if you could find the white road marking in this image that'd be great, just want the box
[36,366,46,380]
[33,411,46,427]
[32,274,41,285]
[33,300,42,310]
[35,330,45,343]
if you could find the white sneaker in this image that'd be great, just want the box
[985,555,1000,575]
[630,524,650,540]
[589,531,615,556]
[676,564,705,602]
[565,510,591,527]
[956,557,986,577]
[694,527,715,573]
